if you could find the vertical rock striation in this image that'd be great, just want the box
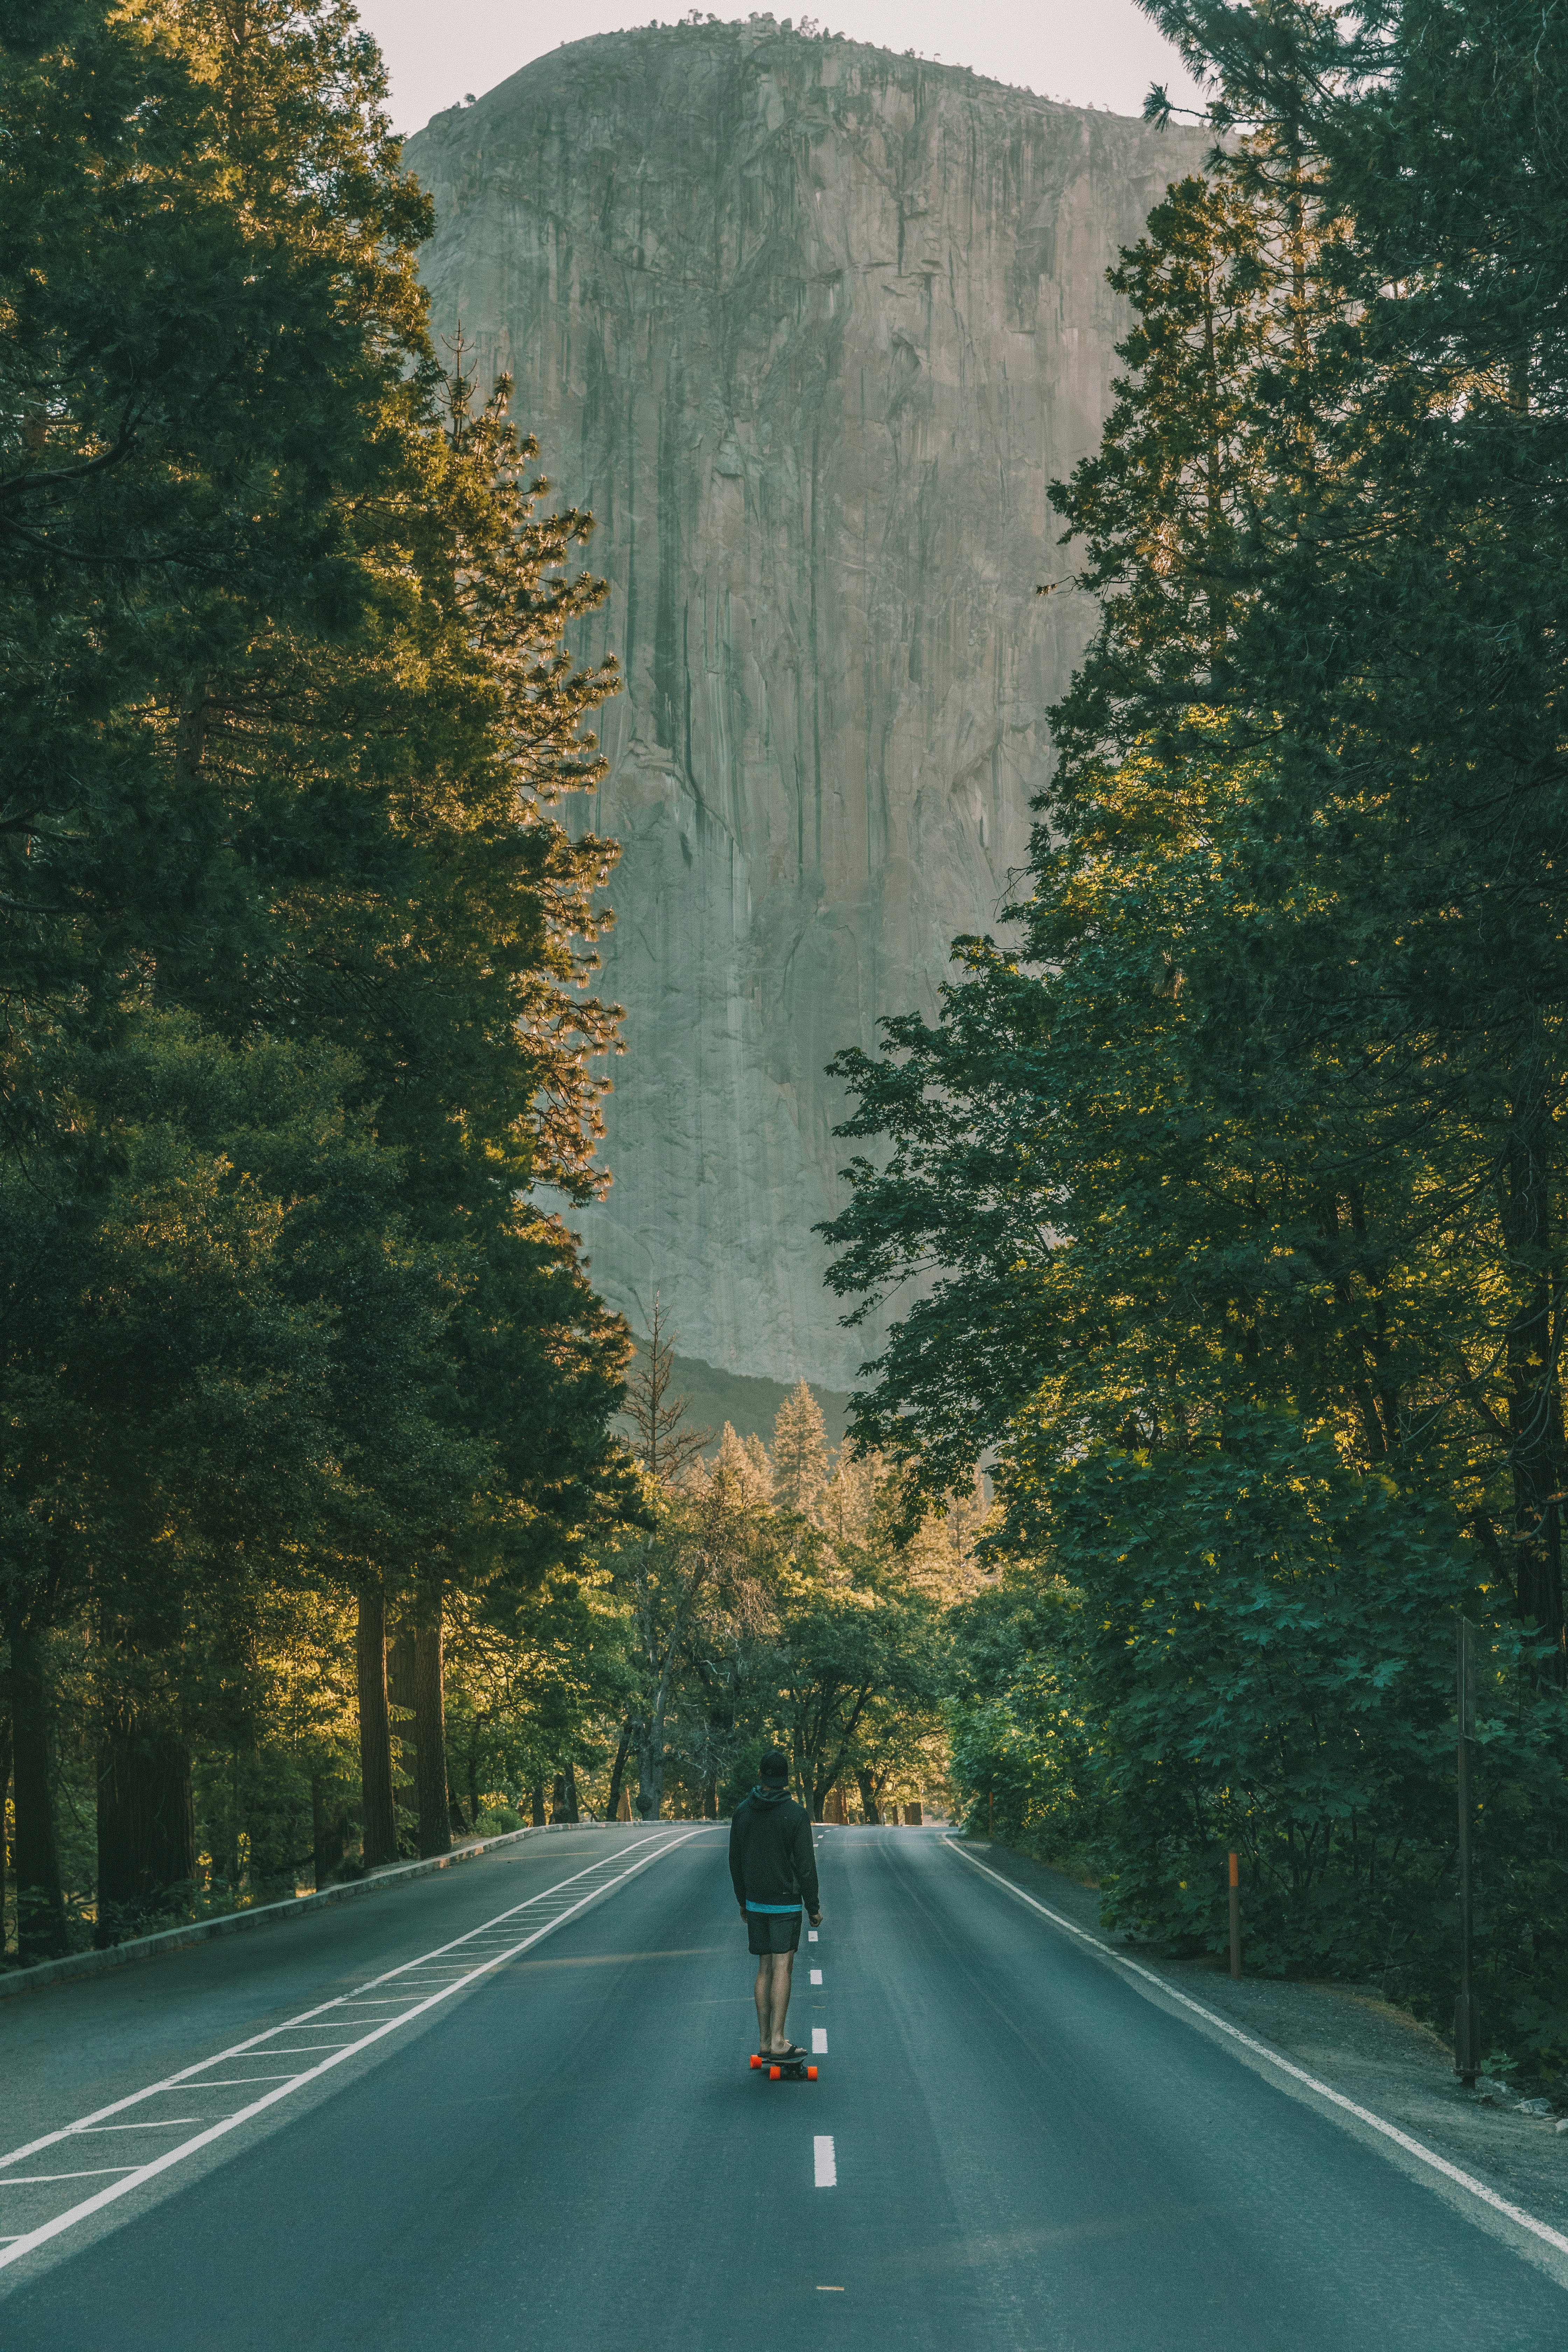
[406,27,1205,1387]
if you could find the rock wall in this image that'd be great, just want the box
[406,27,1205,1387]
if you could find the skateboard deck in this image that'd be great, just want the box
[750,2053,818,2081]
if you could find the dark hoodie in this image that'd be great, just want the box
[729,1783,820,1915]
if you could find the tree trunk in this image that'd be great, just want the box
[530,1780,546,1827]
[310,1776,345,1891]
[563,1762,580,1823]
[412,1608,450,1860]
[356,1588,397,1867]
[604,1718,632,1825]
[1501,1123,1566,1681]
[387,1629,416,1713]
[9,1623,68,1963]
[855,1769,880,1826]
[635,1707,664,1820]
[0,1704,10,1952]
[551,1773,568,1823]
[387,1625,416,1853]
[96,1713,194,1945]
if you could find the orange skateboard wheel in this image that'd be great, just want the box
[749,2054,761,2069]
[769,2065,781,2080]
[807,2066,818,2080]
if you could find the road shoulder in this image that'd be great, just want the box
[955,1836,1568,2235]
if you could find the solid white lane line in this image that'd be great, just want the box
[0,1836,689,2181]
[72,2123,203,2133]
[811,2029,827,2054]
[153,2079,298,2089]
[809,1969,822,1985]
[0,1830,703,2272]
[813,2136,837,2188]
[0,2171,138,2186]
[944,1838,1568,2267]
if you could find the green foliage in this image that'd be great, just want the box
[1057,1419,1480,1965]
[947,1575,1107,1873]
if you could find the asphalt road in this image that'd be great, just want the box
[1,1825,1564,2351]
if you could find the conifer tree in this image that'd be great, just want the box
[1134,0,1568,1666]
[772,1382,831,1518]
[1045,173,1278,784]
[0,0,431,1164]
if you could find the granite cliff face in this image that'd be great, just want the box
[406,29,1204,1387]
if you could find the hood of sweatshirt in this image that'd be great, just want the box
[751,1783,789,1804]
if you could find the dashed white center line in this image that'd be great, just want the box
[811,2029,827,2054]
[813,2135,837,2188]
[809,1968,822,1985]
[807,1930,818,1942]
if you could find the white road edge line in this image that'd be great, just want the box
[0,1830,703,2274]
[944,1837,1568,2265]
[813,2135,837,2188]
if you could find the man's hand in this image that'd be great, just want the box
[810,1912,822,1927]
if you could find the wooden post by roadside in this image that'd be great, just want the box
[1455,1618,1480,2086]
[1228,1851,1242,1979]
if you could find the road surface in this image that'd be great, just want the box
[1,1825,1563,2349]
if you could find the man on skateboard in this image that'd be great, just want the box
[729,1748,822,2061]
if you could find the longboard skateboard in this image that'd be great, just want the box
[750,2053,818,2081]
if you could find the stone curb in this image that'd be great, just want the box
[0,1819,632,2003]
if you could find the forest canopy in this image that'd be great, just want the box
[823,0,1568,2070]
[0,0,633,1960]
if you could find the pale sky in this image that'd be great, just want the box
[357,0,1209,139]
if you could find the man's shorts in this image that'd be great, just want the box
[746,1907,802,1956]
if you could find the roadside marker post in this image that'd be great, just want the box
[1227,1852,1242,1979]
[1454,1618,1480,2087]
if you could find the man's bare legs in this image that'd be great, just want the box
[753,1950,795,2054]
